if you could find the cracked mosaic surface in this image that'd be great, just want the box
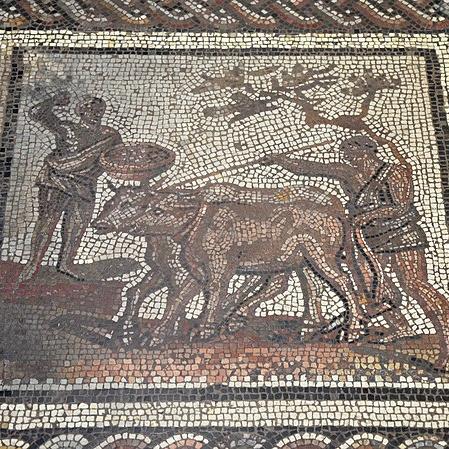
[1,2,449,446]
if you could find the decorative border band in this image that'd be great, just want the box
[2,399,449,430]
[1,1,449,32]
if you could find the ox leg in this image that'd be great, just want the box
[304,242,367,342]
[148,276,202,347]
[225,272,290,333]
[227,269,326,333]
[115,269,166,341]
[191,259,235,341]
[299,267,327,328]
[114,239,161,338]
[194,280,233,341]
[115,237,172,343]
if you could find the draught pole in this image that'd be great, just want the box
[165,139,333,189]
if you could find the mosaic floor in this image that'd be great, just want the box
[1,1,449,447]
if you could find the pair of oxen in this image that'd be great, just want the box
[94,179,387,347]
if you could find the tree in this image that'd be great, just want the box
[191,63,406,165]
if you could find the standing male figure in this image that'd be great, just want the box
[262,136,449,370]
[18,91,122,282]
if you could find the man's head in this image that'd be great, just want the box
[339,136,378,166]
[75,96,106,124]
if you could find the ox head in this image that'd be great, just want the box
[94,181,147,234]
[93,181,200,237]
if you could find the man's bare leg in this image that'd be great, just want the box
[18,189,69,283]
[57,197,94,280]
[392,250,449,370]
[368,254,416,342]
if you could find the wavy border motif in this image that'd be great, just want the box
[0,0,448,31]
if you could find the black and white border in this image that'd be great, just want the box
[1,33,449,435]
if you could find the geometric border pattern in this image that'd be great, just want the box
[0,430,448,448]
[1,1,449,33]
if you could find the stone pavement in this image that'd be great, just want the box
[1,3,449,448]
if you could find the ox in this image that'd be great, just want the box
[94,182,368,345]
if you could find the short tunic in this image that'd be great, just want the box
[351,163,428,254]
[36,127,121,202]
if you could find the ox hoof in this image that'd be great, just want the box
[140,332,165,349]
[345,321,369,343]
[144,322,176,348]
[17,266,37,284]
[433,356,449,373]
[410,353,449,374]
[191,323,219,341]
[226,314,248,334]
[377,329,417,344]
[112,318,142,345]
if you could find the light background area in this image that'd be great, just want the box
[1,50,449,328]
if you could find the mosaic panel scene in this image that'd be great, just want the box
[1,1,449,447]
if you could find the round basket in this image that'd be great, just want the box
[100,143,176,181]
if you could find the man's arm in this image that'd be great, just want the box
[354,165,413,226]
[29,92,70,136]
[46,134,120,172]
